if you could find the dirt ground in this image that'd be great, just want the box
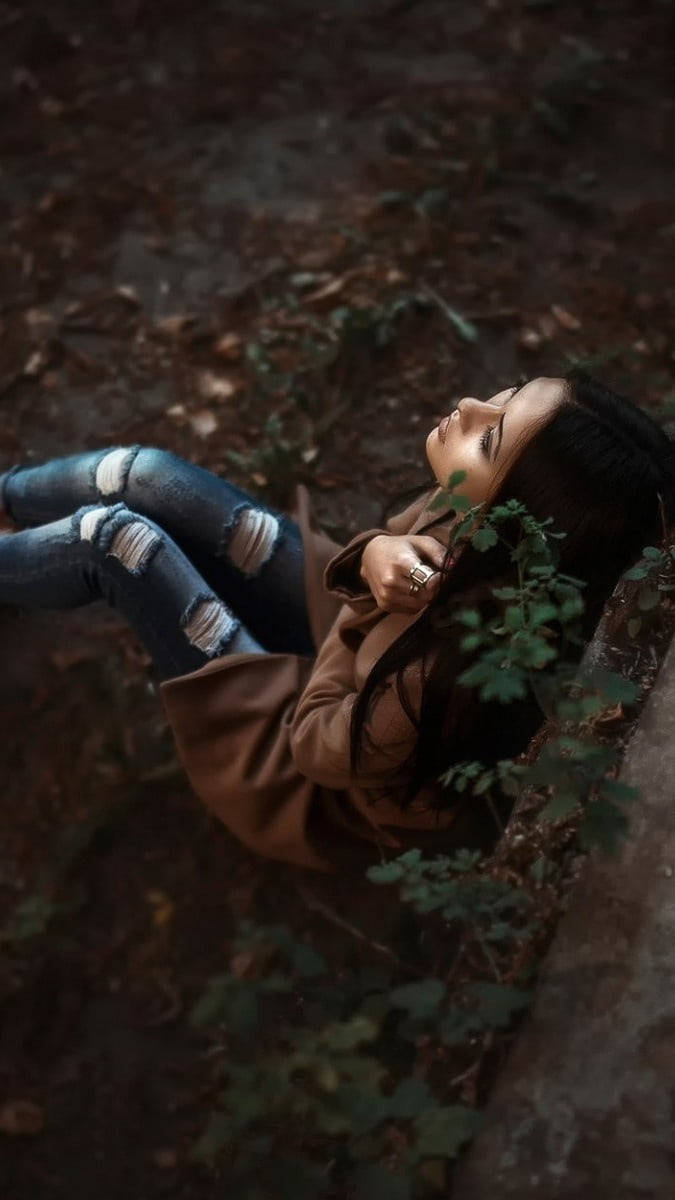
[1,1,674,1195]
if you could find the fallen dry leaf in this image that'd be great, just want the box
[593,702,624,725]
[0,1099,44,1136]
[155,314,194,337]
[189,409,218,437]
[518,327,542,350]
[49,647,97,670]
[551,304,581,331]
[152,1148,178,1169]
[146,889,175,929]
[24,308,56,335]
[23,347,50,377]
[213,331,243,359]
[198,370,238,401]
[537,313,557,340]
[303,271,362,304]
[114,285,140,306]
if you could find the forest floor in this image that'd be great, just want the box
[1,1,674,1196]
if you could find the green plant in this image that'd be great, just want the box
[187,475,674,1196]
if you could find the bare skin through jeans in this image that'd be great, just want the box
[0,446,316,680]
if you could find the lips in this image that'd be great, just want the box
[438,415,450,444]
[438,410,457,444]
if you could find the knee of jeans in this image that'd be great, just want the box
[221,504,282,577]
[71,502,163,577]
[89,445,145,498]
[180,593,239,657]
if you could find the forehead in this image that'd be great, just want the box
[502,376,566,423]
[515,376,567,406]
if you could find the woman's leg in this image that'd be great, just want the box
[0,501,265,682]
[0,448,314,656]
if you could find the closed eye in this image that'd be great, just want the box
[480,385,520,458]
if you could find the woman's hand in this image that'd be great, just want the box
[359,534,447,613]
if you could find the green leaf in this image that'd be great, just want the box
[446,469,468,490]
[440,1008,483,1045]
[190,1111,232,1162]
[389,979,446,1020]
[540,790,579,822]
[2,893,68,942]
[413,1105,482,1160]
[385,1077,434,1119]
[589,670,639,705]
[638,585,661,611]
[599,778,639,804]
[190,976,264,1032]
[455,607,481,629]
[529,856,548,884]
[469,982,532,1028]
[272,1156,332,1200]
[449,492,472,512]
[481,669,527,703]
[623,565,650,581]
[528,601,558,626]
[460,632,483,652]
[448,848,483,872]
[366,860,405,885]
[471,526,498,552]
[559,594,585,620]
[290,941,327,978]
[473,771,495,796]
[579,797,630,854]
[642,545,664,561]
[504,605,525,631]
[376,190,413,209]
[318,1015,378,1052]
[416,186,452,216]
[353,1163,412,1200]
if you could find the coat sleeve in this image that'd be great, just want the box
[289,609,420,790]
[324,488,438,606]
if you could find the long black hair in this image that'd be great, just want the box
[349,370,675,814]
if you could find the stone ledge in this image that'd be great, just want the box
[453,627,675,1198]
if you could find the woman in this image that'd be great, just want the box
[1,371,673,873]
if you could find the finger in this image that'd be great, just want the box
[408,535,448,569]
[382,589,427,614]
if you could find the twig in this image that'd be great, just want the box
[294,882,421,975]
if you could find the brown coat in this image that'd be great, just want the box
[160,484,465,873]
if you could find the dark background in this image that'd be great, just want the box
[1,1,674,1195]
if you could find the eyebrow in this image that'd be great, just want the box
[492,385,525,462]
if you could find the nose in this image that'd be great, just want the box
[457,396,498,429]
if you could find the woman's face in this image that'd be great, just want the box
[425,376,567,504]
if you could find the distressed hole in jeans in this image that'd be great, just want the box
[79,506,111,542]
[95,447,139,497]
[108,520,162,574]
[182,597,238,656]
[227,507,280,577]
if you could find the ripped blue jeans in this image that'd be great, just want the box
[0,447,316,680]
